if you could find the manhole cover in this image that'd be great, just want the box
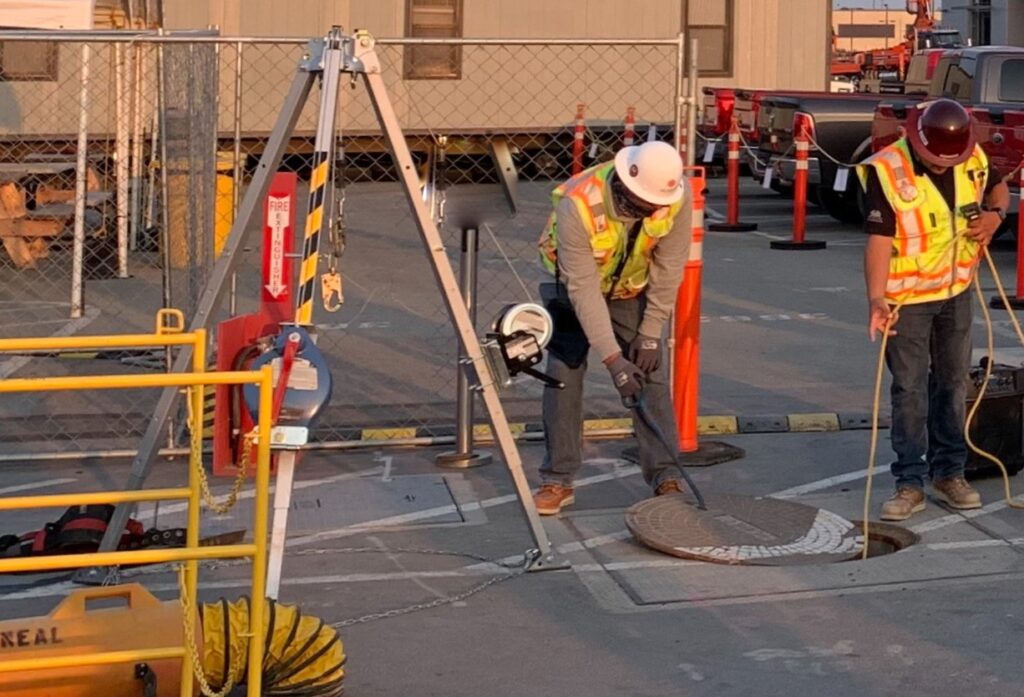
[625,494,864,566]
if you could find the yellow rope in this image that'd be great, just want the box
[862,243,1024,559]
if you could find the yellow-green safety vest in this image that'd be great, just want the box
[537,162,682,300]
[856,137,989,305]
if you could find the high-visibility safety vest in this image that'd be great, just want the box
[537,162,683,300]
[856,137,988,305]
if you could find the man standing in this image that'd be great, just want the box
[534,140,692,515]
[858,99,1009,521]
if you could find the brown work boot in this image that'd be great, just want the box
[880,486,926,521]
[534,484,575,516]
[655,480,683,496]
[932,476,982,510]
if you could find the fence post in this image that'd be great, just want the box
[770,123,827,251]
[572,103,586,176]
[708,116,757,233]
[437,226,492,469]
[70,44,91,319]
[672,167,745,465]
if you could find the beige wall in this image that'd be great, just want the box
[165,0,829,92]
[832,7,943,53]
[0,0,829,138]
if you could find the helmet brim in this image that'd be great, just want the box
[907,111,976,168]
[613,146,685,207]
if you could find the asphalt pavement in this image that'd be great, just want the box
[3,175,1024,695]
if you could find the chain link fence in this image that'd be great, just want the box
[0,32,684,459]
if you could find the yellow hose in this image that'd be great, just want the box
[199,596,346,696]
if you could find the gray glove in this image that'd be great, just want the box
[606,355,645,400]
[628,334,661,374]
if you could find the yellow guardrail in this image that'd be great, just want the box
[0,311,273,697]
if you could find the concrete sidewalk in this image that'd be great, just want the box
[2,429,1023,696]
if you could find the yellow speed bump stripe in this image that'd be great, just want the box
[787,413,841,432]
[361,427,419,442]
[696,415,739,435]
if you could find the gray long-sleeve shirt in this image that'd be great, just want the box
[555,186,693,361]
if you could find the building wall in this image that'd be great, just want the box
[943,0,1024,47]
[164,0,829,92]
[832,7,944,53]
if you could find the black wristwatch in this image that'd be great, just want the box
[987,206,1008,222]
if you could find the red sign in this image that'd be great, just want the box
[261,172,297,322]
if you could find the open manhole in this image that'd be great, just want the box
[625,494,918,566]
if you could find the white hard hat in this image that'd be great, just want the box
[613,141,685,206]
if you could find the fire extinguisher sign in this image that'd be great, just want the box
[261,172,298,319]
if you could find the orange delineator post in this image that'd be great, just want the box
[572,103,586,176]
[673,167,706,452]
[770,123,826,251]
[623,106,636,147]
[708,116,757,233]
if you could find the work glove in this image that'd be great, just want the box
[628,334,661,374]
[605,354,645,401]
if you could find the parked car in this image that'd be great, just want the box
[698,87,737,164]
[872,46,1024,227]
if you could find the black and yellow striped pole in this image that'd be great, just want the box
[294,30,345,326]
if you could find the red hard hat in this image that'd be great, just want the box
[907,99,976,167]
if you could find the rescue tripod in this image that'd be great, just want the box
[78,27,566,586]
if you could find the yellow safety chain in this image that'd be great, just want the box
[186,386,251,515]
[177,565,247,697]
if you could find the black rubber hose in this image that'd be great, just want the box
[624,391,708,510]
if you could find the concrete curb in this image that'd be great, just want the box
[334,412,891,445]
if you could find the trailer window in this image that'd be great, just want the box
[403,0,463,80]
[0,40,58,81]
[686,0,734,77]
[998,60,1024,103]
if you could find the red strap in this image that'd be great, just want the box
[60,518,109,534]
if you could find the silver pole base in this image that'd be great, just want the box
[435,450,493,469]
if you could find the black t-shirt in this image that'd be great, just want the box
[862,148,1001,237]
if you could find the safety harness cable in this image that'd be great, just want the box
[625,392,707,510]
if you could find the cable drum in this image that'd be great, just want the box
[201,597,346,696]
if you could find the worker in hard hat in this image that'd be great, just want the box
[857,98,1009,521]
[534,140,693,515]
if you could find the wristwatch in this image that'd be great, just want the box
[986,206,1008,222]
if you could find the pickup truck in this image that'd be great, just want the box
[751,92,898,221]
[748,50,948,223]
[872,46,1024,223]
[698,87,736,164]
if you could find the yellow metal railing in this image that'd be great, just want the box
[0,312,273,697]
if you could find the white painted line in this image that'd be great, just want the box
[0,307,99,379]
[288,461,641,547]
[0,478,77,496]
[911,497,1024,534]
[135,466,385,524]
[771,468,872,499]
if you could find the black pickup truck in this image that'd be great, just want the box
[751,92,909,223]
[749,50,950,223]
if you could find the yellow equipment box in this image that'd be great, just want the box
[0,584,191,697]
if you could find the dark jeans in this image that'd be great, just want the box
[539,296,680,491]
[885,290,973,489]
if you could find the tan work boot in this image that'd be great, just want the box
[655,480,683,496]
[880,486,926,521]
[534,484,575,516]
[932,476,982,510]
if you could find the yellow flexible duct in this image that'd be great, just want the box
[202,597,346,696]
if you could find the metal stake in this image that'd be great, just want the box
[436,226,492,469]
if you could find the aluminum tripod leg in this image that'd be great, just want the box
[77,68,318,583]
[266,451,297,599]
[354,35,563,570]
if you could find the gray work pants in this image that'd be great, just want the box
[539,296,681,491]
